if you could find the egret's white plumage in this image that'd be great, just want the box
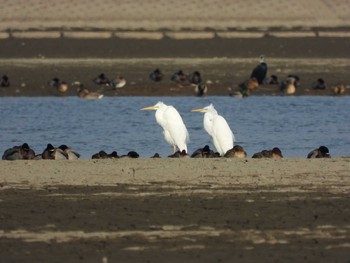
[141,102,189,153]
[192,104,235,156]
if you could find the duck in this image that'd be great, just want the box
[0,75,10,87]
[265,74,279,85]
[239,77,259,91]
[110,76,126,89]
[58,145,80,160]
[168,150,190,158]
[91,150,120,159]
[252,147,283,158]
[77,86,104,99]
[91,150,109,159]
[150,68,164,82]
[250,55,268,85]
[307,146,331,158]
[191,145,218,158]
[188,71,202,85]
[41,144,68,160]
[224,145,247,158]
[120,151,139,158]
[2,143,36,160]
[151,153,161,158]
[332,84,346,95]
[48,78,69,93]
[171,70,187,85]
[312,78,327,90]
[93,73,110,86]
[194,83,208,97]
[280,76,297,95]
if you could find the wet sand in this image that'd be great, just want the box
[1,158,350,262]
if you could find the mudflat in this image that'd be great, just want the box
[0,158,350,262]
[0,37,349,97]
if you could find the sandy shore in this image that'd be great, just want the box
[1,158,350,262]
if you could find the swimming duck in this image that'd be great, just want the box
[171,70,187,85]
[312,78,327,90]
[149,68,164,82]
[307,146,331,158]
[250,55,268,85]
[224,145,247,158]
[110,76,126,89]
[194,83,208,97]
[0,75,10,87]
[191,145,217,158]
[93,73,110,86]
[48,78,69,93]
[2,143,36,160]
[41,144,68,160]
[252,147,283,158]
[58,145,80,160]
[77,86,104,99]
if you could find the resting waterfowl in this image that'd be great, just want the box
[150,68,164,82]
[332,84,346,95]
[250,55,268,85]
[168,150,189,158]
[224,145,247,158]
[2,143,35,160]
[312,78,327,90]
[110,76,126,89]
[41,144,68,160]
[194,83,208,97]
[280,76,297,95]
[58,145,80,160]
[191,145,217,158]
[265,75,279,85]
[48,78,69,93]
[77,86,104,99]
[252,147,283,158]
[0,75,10,87]
[171,70,187,85]
[120,151,139,158]
[188,71,202,85]
[93,73,110,86]
[307,146,331,158]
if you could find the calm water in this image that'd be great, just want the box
[0,96,349,159]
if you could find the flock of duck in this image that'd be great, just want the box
[1,143,331,161]
[1,55,347,97]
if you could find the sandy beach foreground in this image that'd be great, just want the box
[1,158,350,262]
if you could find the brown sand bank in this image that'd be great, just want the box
[0,37,350,96]
[1,158,350,262]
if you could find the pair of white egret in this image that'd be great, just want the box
[141,102,235,156]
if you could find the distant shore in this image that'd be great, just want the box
[0,37,349,97]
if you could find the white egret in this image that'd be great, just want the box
[141,102,189,154]
[192,104,235,156]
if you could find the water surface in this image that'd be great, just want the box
[0,96,349,158]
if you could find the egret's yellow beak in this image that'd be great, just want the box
[191,108,205,112]
[141,105,157,110]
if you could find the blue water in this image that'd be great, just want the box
[0,96,349,159]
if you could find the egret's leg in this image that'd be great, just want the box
[172,145,177,154]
